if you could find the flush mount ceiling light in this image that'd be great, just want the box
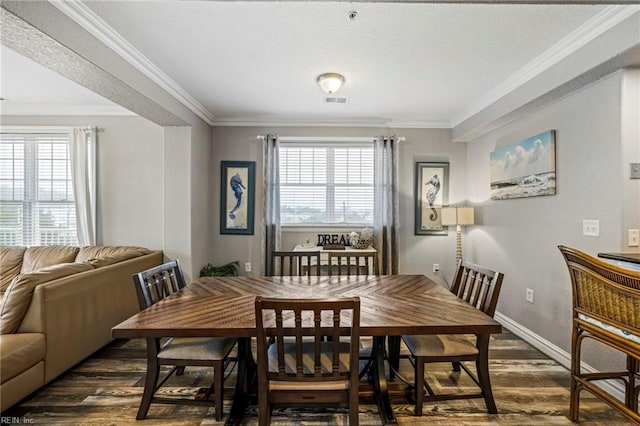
[317,72,345,94]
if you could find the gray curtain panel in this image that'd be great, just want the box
[262,134,281,275]
[374,136,400,274]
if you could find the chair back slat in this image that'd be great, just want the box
[451,260,504,317]
[328,252,377,276]
[270,251,321,277]
[133,260,186,310]
[255,297,360,382]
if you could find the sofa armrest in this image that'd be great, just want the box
[17,250,163,383]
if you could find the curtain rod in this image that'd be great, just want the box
[256,135,404,142]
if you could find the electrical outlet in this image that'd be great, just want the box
[244,262,251,272]
[629,229,640,247]
[582,220,600,237]
[526,288,534,304]
[433,264,440,273]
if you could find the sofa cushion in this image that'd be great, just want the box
[76,246,152,265]
[0,262,94,334]
[0,247,26,294]
[21,246,80,274]
[0,333,45,383]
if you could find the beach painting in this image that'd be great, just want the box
[490,130,556,200]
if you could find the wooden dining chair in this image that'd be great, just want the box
[558,245,640,423]
[254,296,361,425]
[328,252,377,276]
[401,260,504,416]
[269,251,321,276]
[132,260,237,421]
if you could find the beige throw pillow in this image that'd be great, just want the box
[0,247,26,293]
[21,246,80,274]
[0,262,94,334]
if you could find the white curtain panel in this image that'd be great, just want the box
[374,136,400,274]
[70,127,96,246]
[262,134,281,275]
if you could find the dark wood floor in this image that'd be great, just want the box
[2,331,633,425]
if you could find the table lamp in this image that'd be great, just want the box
[441,206,475,263]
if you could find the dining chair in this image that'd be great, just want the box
[328,251,377,276]
[558,245,640,423]
[269,250,321,276]
[132,260,237,421]
[401,260,505,416]
[254,296,361,426]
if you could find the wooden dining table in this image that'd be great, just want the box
[112,274,502,425]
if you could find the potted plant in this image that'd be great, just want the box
[199,261,239,277]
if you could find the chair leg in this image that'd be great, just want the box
[451,361,461,372]
[176,366,186,376]
[569,327,582,422]
[137,356,160,420]
[350,382,359,426]
[414,357,424,416]
[258,386,269,426]
[214,361,224,421]
[476,334,497,414]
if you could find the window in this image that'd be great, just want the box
[0,132,78,246]
[279,141,374,226]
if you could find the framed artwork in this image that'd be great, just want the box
[220,161,255,235]
[490,130,556,200]
[414,162,449,235]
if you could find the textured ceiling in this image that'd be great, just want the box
[0,2,619,126]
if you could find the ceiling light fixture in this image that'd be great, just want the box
[317,73,345,95]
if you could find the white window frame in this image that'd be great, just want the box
[279,137,375,229]
[0,126,83,246]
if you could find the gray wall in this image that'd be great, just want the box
[1,115,164,251]
[210,126,467,280]
[465,69,640,371]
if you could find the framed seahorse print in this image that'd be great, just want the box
[414,162,449,235]
[220,161,255,235]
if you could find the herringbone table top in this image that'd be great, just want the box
[113,275,501,339]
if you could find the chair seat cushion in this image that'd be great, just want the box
[402,334,478,358]
[578,314,640,345]
[158,337,236,361]
[268,340,352,375]
[267,340,352,390]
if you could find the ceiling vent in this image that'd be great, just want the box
[325,97,348,104]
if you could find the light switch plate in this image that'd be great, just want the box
[629,229,640,247]
[631,163,640,179]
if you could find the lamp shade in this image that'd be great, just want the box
[440,206,474,226]
[317,73,345,94]
[440,207,458,226]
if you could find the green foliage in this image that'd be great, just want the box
[199,261,240,277]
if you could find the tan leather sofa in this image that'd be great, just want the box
[0,246,163,411]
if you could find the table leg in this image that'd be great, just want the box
[226,337,256,426]
[387,335,401,380]
[372,336,398,424]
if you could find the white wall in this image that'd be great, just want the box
[466,70,639,372]
[1,115,164,251]
[210,126,467,279]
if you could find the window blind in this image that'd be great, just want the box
[0,133,78,246]
[279,142,374,225]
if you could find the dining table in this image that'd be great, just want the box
[112,274,502,425]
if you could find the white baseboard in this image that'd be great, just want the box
[494,311,625,402]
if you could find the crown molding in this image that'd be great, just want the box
[0,103,136,116]
[51,1,216,126]
[212,116,451,129]
[452,5,640,127]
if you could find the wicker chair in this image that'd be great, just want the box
[558,245,640,423]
